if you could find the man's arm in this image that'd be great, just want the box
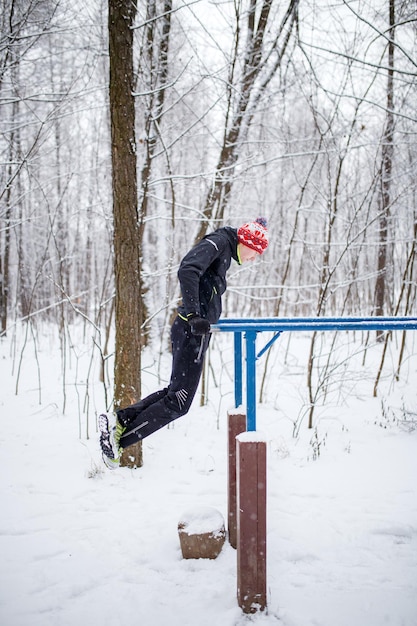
[177,234,225,317]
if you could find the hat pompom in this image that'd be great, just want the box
[255,217,267,229]
[237,217,269,254]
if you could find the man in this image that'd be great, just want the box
[99,217,269,468]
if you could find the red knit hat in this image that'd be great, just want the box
[237,217,269,254]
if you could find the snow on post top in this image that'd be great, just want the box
[228,405,245,415]
[236,431,267,443]
[178,506,225,536]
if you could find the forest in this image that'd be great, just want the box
[1,0,416,436]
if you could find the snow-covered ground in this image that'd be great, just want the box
[1,326,416,626]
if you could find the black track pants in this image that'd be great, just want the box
[117,316,210,448]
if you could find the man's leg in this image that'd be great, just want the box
[117,388,169,426]
[119,316,210,448]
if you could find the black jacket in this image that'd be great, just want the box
[177,227,240,324]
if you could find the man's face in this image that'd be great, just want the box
[239,243,260,263]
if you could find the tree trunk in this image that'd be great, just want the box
[0,122,13,335]
[195,0,299,242]
[109,0,143,467]
[374,0,395,339]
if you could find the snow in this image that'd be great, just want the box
[1,327,416,626]
[228,405,246,415]
[179,506,225,536]
[237,431,267,443]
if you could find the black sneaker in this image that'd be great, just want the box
[98,413,124,469]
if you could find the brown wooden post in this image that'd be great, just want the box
[227,410,247,549]
[236,433,267,614]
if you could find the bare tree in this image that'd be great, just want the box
[374,0,396,337]
[109,0,143,467]
[195,0,299,242]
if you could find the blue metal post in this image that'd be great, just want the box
[234,331,243,408]
[245,331,257,431]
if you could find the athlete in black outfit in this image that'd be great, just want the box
[99,218,269,468]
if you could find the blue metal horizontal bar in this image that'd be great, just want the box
[215,315,415,324]
[214,316,417,433]
[213,316,417,333]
